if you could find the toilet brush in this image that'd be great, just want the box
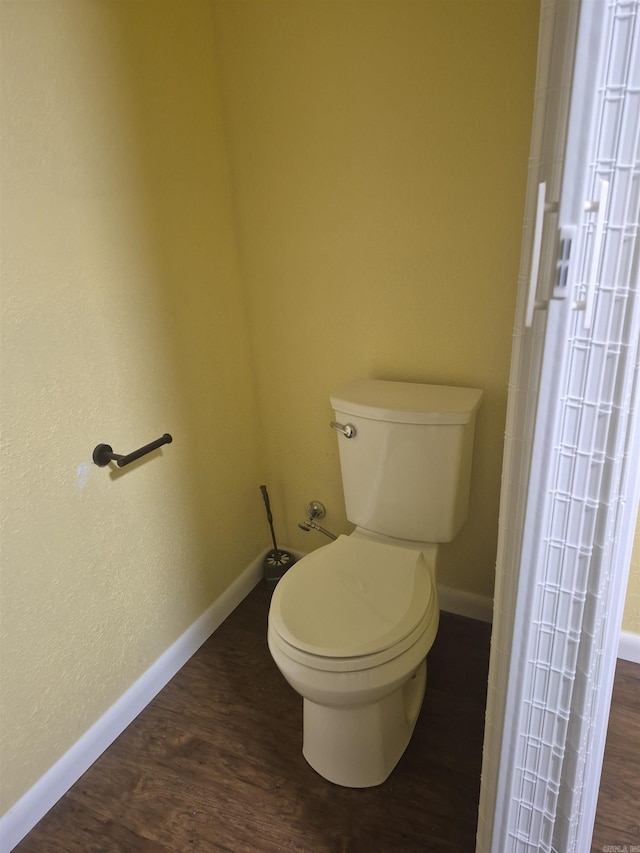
[260,485,296,589]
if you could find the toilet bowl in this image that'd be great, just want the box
[267,534,439,788]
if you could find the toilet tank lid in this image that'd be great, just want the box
[330,379,483,425]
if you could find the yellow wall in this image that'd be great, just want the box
[0,0,264,814]
[211,0,540,597]
[2,0,638,825]
[623,526,640,633]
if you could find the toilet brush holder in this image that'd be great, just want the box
[260,485,297,589]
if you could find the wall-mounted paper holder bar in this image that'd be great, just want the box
[93,433,172,467]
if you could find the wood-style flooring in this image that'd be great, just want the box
[12,584,640,852]
[592,657,640,852]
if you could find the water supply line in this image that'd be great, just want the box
[298,501,338,541]
[298,519,338,540]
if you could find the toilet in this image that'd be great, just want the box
[267,378,483,788]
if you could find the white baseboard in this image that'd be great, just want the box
[618,630,640,664]
[0,552,265,853]
[438,583,494,623]
[437,585,640,666]
[436,586,639,666]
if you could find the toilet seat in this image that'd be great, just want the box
[269,535,436,672]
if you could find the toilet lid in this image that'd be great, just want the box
[270,535,432,658]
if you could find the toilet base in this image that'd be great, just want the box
[301,660,427,788]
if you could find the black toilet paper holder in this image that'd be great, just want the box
[93,433,172,467]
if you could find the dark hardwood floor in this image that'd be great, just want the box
[591,657,640,852]
[12,584,639,853]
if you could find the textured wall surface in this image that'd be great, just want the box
[623,527,640,634]
[0,0,264,814]
[211,0,541,598]
[211,0,640,621]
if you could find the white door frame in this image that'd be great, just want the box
[477,1,640,850]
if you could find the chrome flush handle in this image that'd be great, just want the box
[330,421,357,438]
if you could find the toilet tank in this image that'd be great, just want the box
[330,379,483,543]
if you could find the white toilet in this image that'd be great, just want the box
[267,378,483,788]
